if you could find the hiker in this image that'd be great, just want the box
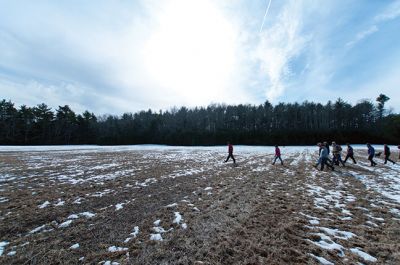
[332,141,345,166]
[383,144,396,165]
[398,145,400,160]
[272,145,283,165]
[324,141,333,165]
[344,143,357,164]
[367,143,377,166]
[319,143,334,171]
[224,141,236,164]
[314,142,323,168]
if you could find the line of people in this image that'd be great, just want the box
[223,142,399,170]
[316,142,397,171]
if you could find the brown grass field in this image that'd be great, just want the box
[0,146,399,264]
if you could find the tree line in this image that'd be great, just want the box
[0,94,399,146]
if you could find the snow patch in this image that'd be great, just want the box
[150,233,163,241]
[38,201,50,208]
[70,243,80,249]
[350,248,377,262]
[59,220,73,228]
[108,246,128,252]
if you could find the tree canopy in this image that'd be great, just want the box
[0,96,398,146]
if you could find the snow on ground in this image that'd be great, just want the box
[0,144,399,264]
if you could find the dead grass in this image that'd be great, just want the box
[0,149,399,264]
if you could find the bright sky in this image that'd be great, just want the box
[1,0,399,114]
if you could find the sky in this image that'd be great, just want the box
[0,0,399,115]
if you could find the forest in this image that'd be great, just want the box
[0,94,399,146]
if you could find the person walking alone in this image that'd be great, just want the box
[224,141,236,164]
[344,143,357,164]
[272,145,283,165]
[319,143,334,171]
[383,144,396,164]
[367,143,377,166]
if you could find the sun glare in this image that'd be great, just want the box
[143,0,237,106]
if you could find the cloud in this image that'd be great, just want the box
[346,25,378,48]
[254,0,310,102]
[374,0,400,22]
[346,0,400,49]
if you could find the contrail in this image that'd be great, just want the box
[259,0,272,33]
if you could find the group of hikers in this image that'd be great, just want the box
[223,142,399,170]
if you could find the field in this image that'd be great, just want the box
[1,145,399,264]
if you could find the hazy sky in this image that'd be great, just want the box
[1,0,399,114]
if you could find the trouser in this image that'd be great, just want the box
[225,153,236,163]
[321,157,334,170]
[344,154,356,164]
[384,155,395,164]
[333,154,345,166]
[368,155,377,166]
[315,157,322,167]
[273,155,283,165]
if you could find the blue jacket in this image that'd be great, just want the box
[320,146,329,158]
[368,146,375,156]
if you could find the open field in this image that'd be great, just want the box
[1,145,399,264]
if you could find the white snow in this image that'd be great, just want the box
[350,248,377,262]
[7,251,16,256]
[150,233,163,241]
[38,201,50,208]
[309,253,334,265]
[29,224,46,234]
[79,212,96,218]
[182,223,187,229]
[67,214,79,219]
[108,246,128,252]
[165,203,178,208]
[153,219,161,226]
[115,203,124,211]
[103,261,120,265]
[173,212,182,224]
[204,187,213,191]
[308,233,344,257]
[54,200,65,206]
[130,226,139,237]
[0,241,9,256]
[59,220,73,228]
[70,243,80,249]
[318,227,356,240]
[309,220,320,225]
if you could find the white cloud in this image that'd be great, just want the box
[254,0,309,102]
[374,0,400,22]
[346,25,378,48]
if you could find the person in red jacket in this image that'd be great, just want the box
[224,142,236,164]
[272,145,283,165]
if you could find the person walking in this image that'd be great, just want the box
[383,144,396,164]
[314,142,323,168]
[367,143,377,166]
[398,145,400,160]
[272,145,283,165]
[320,143,334,171]
[332,141,345,166]
[224,141,236,164]
[324,141,333,165]
[344,143,357,164]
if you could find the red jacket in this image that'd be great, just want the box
[275,147,281,156]
[228,144,233,154]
